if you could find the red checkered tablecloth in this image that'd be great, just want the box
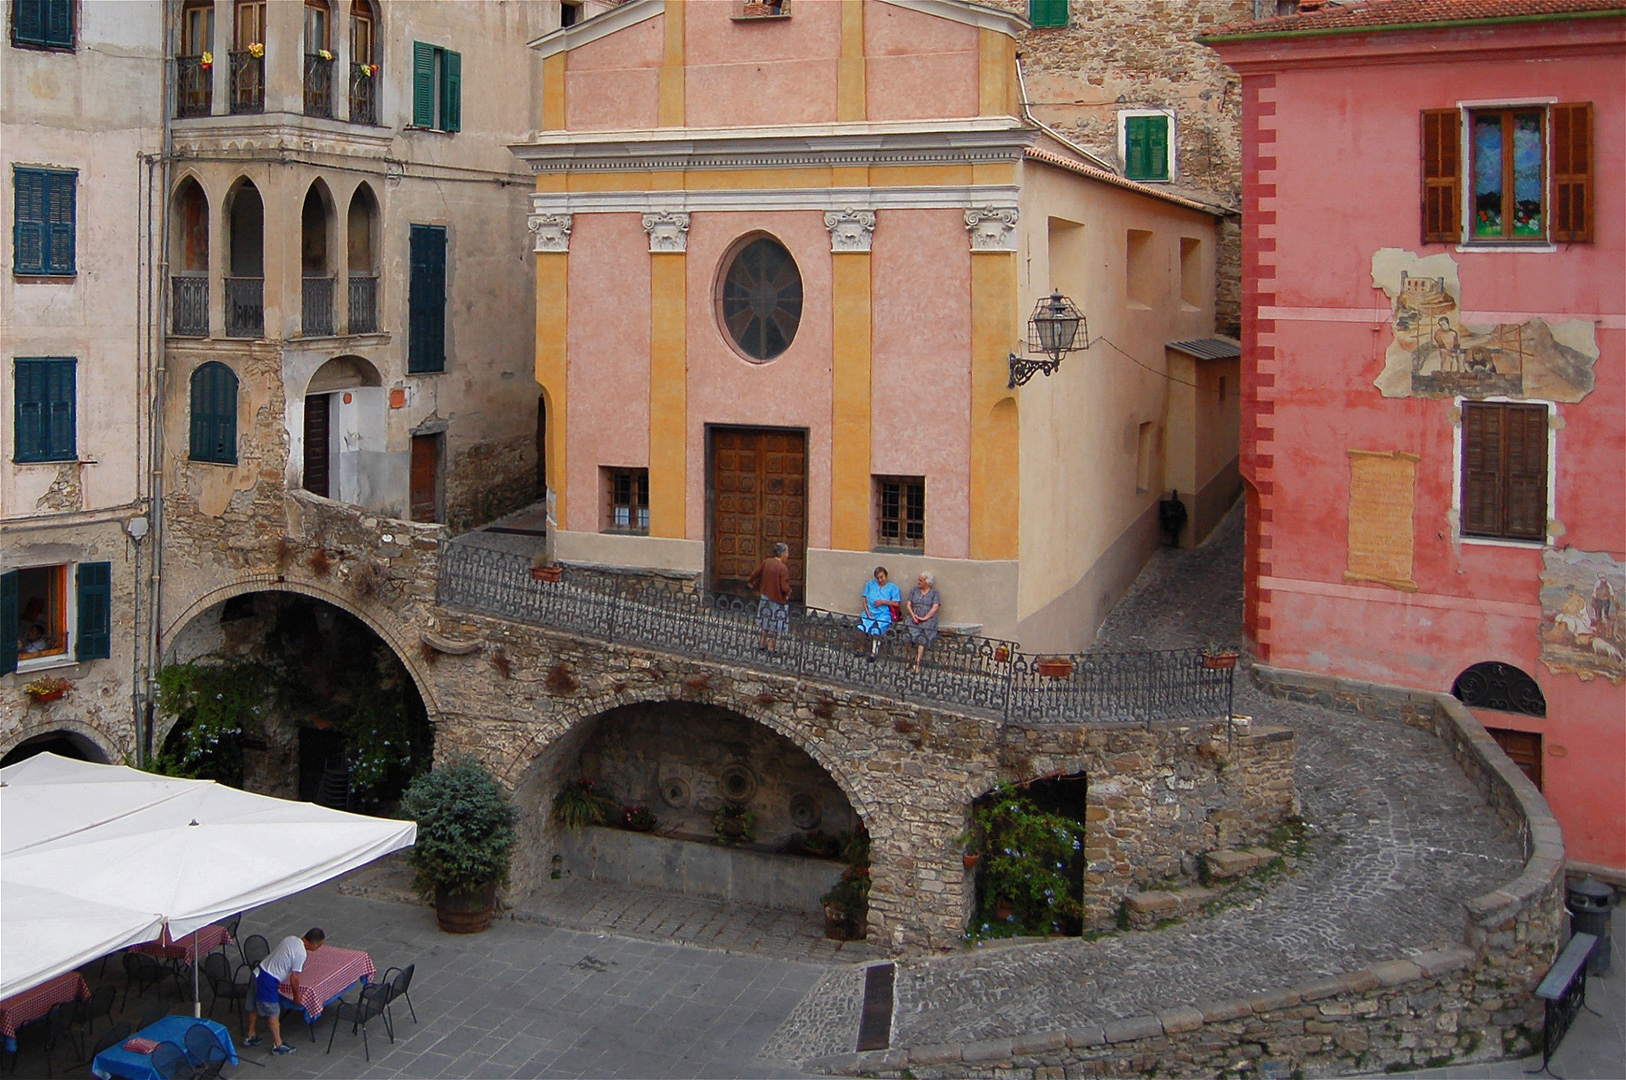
[130,923,233,965]
[0,971,88,1039]
[279,946,375,1023]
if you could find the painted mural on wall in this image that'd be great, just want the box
[1370,249,1598,402]
[1539,548,1625,684]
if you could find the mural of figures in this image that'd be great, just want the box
[1540,548,1626,683]
[1371,249,1598,401]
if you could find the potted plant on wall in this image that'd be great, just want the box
[821,865,870,940]
[551,777,615,830]
[1201,643,1240,670]
[401,758,516,934]
[530,551,563,583]
[1035,656,1074,679]
[23,676,69,704]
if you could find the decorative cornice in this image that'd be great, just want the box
[824,209,876,252]
[528,184,1020,217]
[528,0,665,56]
[877,0,1030,36]
[528,213,573,253]
[965,206,1019,252]
[641,211,691,253]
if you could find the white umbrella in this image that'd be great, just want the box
[1,753,203,854]
[0,882,164,995]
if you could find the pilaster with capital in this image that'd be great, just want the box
[642,211,691,253]
[824,208,876,253]
[528,213,573,253]
[964,206,1019,252]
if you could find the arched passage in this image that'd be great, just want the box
[346,183,379,333]
[0,727,113,767]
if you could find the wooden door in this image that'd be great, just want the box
[710,428,806,600]
[1486,728,1542,790]
[303,393,330,498]
[410,434,440,522]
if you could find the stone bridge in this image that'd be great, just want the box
[151,497,1295,951]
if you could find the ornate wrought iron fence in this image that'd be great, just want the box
[350,63,379,125]
[438,538,1233,724]
[176,55,212,117]
[347,274,379,334]
[230,51,264,114]
[304,53,334,117]
[224,277,263,337]
[171,274,208,336]
[303,276,335,337]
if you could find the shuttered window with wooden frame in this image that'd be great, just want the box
[1461,401,1548,542]
[410,41,461,132]
[1550,102,1593,243]
[1420,109,1460,244]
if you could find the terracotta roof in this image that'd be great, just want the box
[1204,0,1624,39]
[1022,146,1227,216]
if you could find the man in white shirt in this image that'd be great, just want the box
[244,927,324,1054]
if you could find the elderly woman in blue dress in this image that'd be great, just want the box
[858,566,901,661]
[903,571,941,672]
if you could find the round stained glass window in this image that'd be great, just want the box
[719,236,802,362]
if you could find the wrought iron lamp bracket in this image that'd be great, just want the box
[1007,352,1063,389]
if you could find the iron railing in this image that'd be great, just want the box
[303,275,335,336]
[349,62,378,125]
[171,274,208,336]
[229,51,264,114]
[347,274,378,334]
[224,276,263,337]
[304,53,333,117]
[176,55,212,117]
[438,537,1234,725]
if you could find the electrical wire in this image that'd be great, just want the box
[1091,334,1232,398]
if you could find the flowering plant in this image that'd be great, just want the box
[24,676,69,701]
[247,41,264,59]
[359,63,377,77]
[622,804,658,832]
[199,50,214,69]
[317,48,333,61]
[551,777,616,830]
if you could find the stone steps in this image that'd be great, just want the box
[1122,845,1284,929]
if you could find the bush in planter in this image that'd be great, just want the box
[621,804,658,832]
[968,782,1082,939]
[550,777,617,830]
[401,759,515,932]
[820,865,871,939]
[712,801,756,844]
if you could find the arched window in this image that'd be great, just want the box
[717,235,802,362]
[189,361,238,464]
[302,181,335,335]
[347,184,379,333]
[1451,661,1546,717]
[170,178,209,336]
[224,178,263,336]
[349,0,379,124]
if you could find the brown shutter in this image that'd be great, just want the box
[1503,404,1549,540]
[1551,102,1593,243]
[1461,403,1502,537]
[1421,109,1461,244]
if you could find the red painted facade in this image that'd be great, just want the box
[1208,13,1625,874]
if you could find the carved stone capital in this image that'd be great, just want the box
[824,208,877,253]
[964,206,1019,252]
[528,213,573,253]
[642,211,691,253]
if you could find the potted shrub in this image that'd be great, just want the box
[530,552,563,583]
[821,865,870,940]
[551,777,615,830]
[712,801,756,844]
[1202,643,1240,670]
[24,676,69,704]
[401,759,516,935]
[1035,656,1074,679]
[621,804,658,832]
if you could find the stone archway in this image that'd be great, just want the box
[0,722,116,766]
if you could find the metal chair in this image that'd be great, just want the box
[47,999,81,1065]
[218,913,242,947]
[381,962,416,1026]
[323,983,392,1062]
[75,983,117,1044]
[75,1021,131,1072]
[150,1039,196,1080]
[9,1011,56,1078]
[239,934,269,972]
[123,951,171,1008]
[199,952,250,1031]
[183,1024,223,1069]
[194,1046,231,1080]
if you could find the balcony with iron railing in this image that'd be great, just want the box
[175,55,212,118]
[348,274,379,334]
[303,276,336,337]
[230,50,264,114]
[171,274,209,337]
[224,277,264,337]
[304,53,334,118]
[349,62,379,125]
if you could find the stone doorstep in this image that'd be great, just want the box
[1204,846,1272,880]
[1123,884,1217,928]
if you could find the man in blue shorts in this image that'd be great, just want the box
[244,927,324,1054]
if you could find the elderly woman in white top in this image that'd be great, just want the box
[903,571,941,673]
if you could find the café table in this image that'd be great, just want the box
[278,946,376,1035]
[129,923,234,967]
[0,970,88,1052]
[90,1015,237,1080]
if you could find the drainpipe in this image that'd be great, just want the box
[1015,56,1116,174]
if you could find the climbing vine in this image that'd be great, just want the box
[964,782,1084,939]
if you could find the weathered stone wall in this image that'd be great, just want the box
[445,430,539,534]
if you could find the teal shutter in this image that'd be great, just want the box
[1029,0,1068,28]
[14,358,75,463]
[441,49,461,133]
[1,571,18,675]
[14,359,46,461]
[44,358,75,459]
[1125,115,1169,181]
[13,170,47,274]
[14,0,45,44]
[45,0,72,47]
[412,41,435,127]
[75,562,111,661]
[190,362,238,464]
[408,225,447,372]
[45,170,75,274]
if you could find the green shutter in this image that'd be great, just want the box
[44,358,75,460]
[412,41,435,127]
[1125,115,1169,181]
[14,169,47,274]
[14,358,75,463]
[1,571,18,676]
[14,0,45,44]
[441,49,462,133]
[409,225,447,373]
[45,0,72,47]
[45,170,75,274]
[1029,0,1068,28]
[14,359,45,461]
[190,362,238,464]
[75,562,111,661]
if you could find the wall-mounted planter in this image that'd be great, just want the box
[1036,659,1074,679]
[1202,651,1239,670]
[531,565,563,583]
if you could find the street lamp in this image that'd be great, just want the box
[1008,291,1089,388]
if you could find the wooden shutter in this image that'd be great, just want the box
[1029,0,1068,28]
[13,170,47,274]
[45,171,74,273]
[14,359,46,461]
[1421,109,1460,244]
[441,49,461,133]
[1460,403,1502,537]
[75,562,112,661]
[1146,116,1169,180]
[44,358,76,460]
[1125,116,1149,179]
[412,41,435,127]
[45,0,71,46]
[1503,404,1548,540]
[0,571,18,676]
[1551,102,1593,243]
[190,362,237,463]
[408,224,446,372]
[13,0,45,45]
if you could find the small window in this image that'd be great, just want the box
[560,0,582,27]
[13,357,76,463]
[1121,112,1172,182]
[0,561,111,674]
[874,476,924,551]
[408,224,446,373]
[13,167,76,276]
[11,0,73,49]
[1421,103,1592,245]
[189,362,239,464]
[1028,0,1069,28]
[411,41,461,132]
[1461,401,1547,542]
[603,467,649,533]
[718,236,802,362]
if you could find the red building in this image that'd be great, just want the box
[1205,0,1625,879]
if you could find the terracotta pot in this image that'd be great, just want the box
[741,2,780,16]
[962,852,981,870]
[1202,652,1239,670]
[1036,659,1074,679]
[994,645,1010,663]
[434,884,497,934]
[531,565,563,583]
[993,899,1015,922]
[28,687,66,704]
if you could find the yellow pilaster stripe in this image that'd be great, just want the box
[658,1,685,128]
[830,251,872,551]
[543,53,566,130]
[837,0,866,123]
[977,29,1017,118]
[969,251,1019,560]
[536,251,569,525]
[649,252,687,538]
